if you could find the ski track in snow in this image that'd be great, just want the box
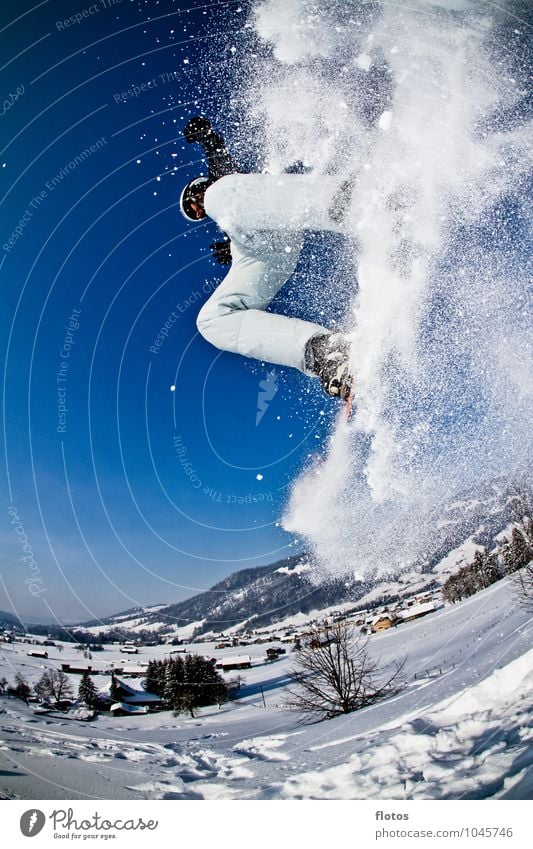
[277,650,533,800]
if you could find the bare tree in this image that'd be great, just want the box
[285,622,404,723]
[34,669,74,706]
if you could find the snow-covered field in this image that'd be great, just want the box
[0,578,531,800]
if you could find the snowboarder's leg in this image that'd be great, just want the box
[197,240,327,373]
[196,241,353,396]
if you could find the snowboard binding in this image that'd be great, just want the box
[306,333,354,403]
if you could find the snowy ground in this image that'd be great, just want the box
[0,578,531,800]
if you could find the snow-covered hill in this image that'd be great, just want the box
[0,578,531,800]
[70,479,524,640]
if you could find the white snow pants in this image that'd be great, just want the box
[196,236,328,373]
[197,173,348,372]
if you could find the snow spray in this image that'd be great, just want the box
[237,0,532,579]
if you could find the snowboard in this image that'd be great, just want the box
[344,388,355,420]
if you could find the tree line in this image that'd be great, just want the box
[144,655,229,717]
[0,654,231,718]
[442,492,533,606]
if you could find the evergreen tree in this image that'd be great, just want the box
[501,498,533,608]
[186,654,227,710]
[145,660,165,697]
[500,535,513,573]
[109,672,120,701]
[470,549,500,589]
[502,490,533,572]
[442,573,461,604]
[154,660,168,697]
[462,562,479,596]
[78,671,98,708]
[508,527,532,572]
[478,547,500,587]
[443,546,501,605]
[164,657,185,711]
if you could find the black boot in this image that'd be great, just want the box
[306,333,353,401]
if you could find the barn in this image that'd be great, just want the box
[216,655,252,671]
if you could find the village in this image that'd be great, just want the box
[1,588,442,720]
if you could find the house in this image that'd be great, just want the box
[61,663,92,675]
[110,702,149,717]
[26,650,48,659]
[415,593,434,605]
[216,655,252,671]
[266,646,286,656]
[120,645,138,654]
[398,601,435,623]
[96,677,161,711]
[371,615,394,634]
[265,646,287,662]
[121,665,148,678]
[309,635,336,649]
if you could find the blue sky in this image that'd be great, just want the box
[3,0,530,626]
[0,0,343,623]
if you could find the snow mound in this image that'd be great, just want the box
[234,734,290,761]
[277,649,533,800]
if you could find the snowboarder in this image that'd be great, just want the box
[180,116,353,400]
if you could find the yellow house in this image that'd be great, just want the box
[371,615,394,634]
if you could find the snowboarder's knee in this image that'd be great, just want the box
[197,294,242,339]
[197,297,244,353]
[196,301,225,344]
[196,305,214,340]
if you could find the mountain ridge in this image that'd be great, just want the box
[72,478,524,639]
[3,477,527,641]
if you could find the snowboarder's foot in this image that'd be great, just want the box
[306,333,353,401]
